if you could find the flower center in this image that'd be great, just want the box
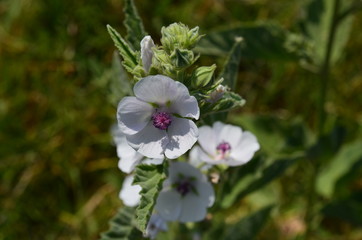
[216,141,231,159]
[176,179,194,197]
[152,112,172,130]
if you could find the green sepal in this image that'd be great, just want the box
[191,64,216,89]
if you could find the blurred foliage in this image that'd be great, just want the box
[1,0,362,239]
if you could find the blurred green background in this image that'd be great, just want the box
[1,0,362,239]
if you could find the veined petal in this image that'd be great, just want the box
[155,190,182,221]
[217,123,242,149]
[169,95,200,119]
[230,131,260,165]
[117,97,153,135]
[119,175,141,207]
[198,125,217,156]
[134,75,193,106]
[164,118,198,159]
[178,194,207,223]
[126,122,169,159]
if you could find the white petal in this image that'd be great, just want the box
[189,146,215,166]
[145,214,168,239]
[118,157,142,174]
[230,131,260,165]
[168,162,203,183]
[134,75,194,107]
[140,36,155,73]
[178,194,207,223]
[155,190,182,221]
[196,181,215,207]
[216,122,242,149]
[198,125,217,156]
[164,118,198,159]
[143,158,164,165]
[126,122,169,158]
[115,135,140,160]
[119,175,141,207]
[117,97,153,135]
[169,95,200,119]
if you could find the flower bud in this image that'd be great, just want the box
[140,35,155,73]
[170,48,194,69]
[191,64,216,88]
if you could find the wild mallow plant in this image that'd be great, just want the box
[101,2,259,240]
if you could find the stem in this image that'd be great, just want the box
[305,0,341,238]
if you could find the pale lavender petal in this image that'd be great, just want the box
[119,175,141,207]
[169,95,199,119]
[117,97,153,135]
[178,194,207,222]
[198,125,217,156]
[118,156,142,174]
[140,36,155,73]
[168,162,203,184]
[126,122,169,159]
[155,190,182,221]
[195,181,215,207]
[230,131,260,165]
[189,145,215,166]
[217,123,243,149]
[164,118,198,159]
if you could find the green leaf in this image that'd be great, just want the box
[316,140,362,198]
[133,164,166,233]
[221,156,301,209]
[123,0,147,50]
[107,24,138,73]
[196,23,311,61]
[100,207,143,240]
[224,205,274,240]
[302,0,354,66]
[218,37,243,91]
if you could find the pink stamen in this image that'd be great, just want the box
[216,141,231,159]
[152,112,172,130]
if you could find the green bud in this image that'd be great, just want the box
[191,64,216,88]
[161,23,202,53]
[170,48,194,69]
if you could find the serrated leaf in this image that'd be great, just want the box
[219,38,243,91]
[107,24,138,73]
[196,23,311,61]
[100,207,143,240]
[221,156,301,209]
[123,0,147,50]
[133,164,166,233]
[224,205,274,240]
[302,0,354,66]
[316,140,362,198]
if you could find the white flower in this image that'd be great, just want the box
[145,214,168,239]
[117,75,200,159]
[112,125,163,173]
[155,162,214,223]
[190,121,260,166]
[119,175,141,207]
[140,35,155,73]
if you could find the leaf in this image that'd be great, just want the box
[224,205,274,240]
[221,156,301,209]
[196,23,311,61]
[218,37,243,91]
[100,207,143,240]
[316,140,362,198]
[123,0,147,50]
[133,164,166,233]
[321,191,362,226]
[302,0,354,66]
[107,24,138,73]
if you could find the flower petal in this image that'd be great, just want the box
[164,118,198,159]
[140,36,155,73]
[168,162,203,184]
[196,181,215,207]
[143,158,164,165]
[178,193,207,223]
[169,95,200,119]
[189,146,215,166]
[198,125,217,156]
[118,156,142,174]
[126,122,169,158]
[119,175,141,207]
[155,190,182,221]
[117,96,153,135]
[230,131,260,165]
[215,122,242,149]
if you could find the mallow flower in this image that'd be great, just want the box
[119,175,141,207]
[140,35,155,73]
[155,162,214,222]
[190,121,260,166]
[117,75,199,159]
[112,125,163,173]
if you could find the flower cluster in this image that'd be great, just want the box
[108,22,260,239]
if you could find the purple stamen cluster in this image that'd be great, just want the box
[216,141,231,155]
[176,179,193,197]
[152,112,172,130]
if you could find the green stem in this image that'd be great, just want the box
[305,0,341,238]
